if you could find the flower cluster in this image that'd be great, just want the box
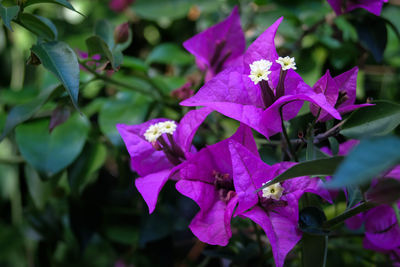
[117,8,385,267]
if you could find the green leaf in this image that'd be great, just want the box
[98,91,149,146]
[134,0,194,21]
[346,184,363,209]
[24,0,83,15]
[352,14,387,62]
[31,41,80,109]
[341,101,400,139]
[0,4,19,31]
[94,19,114,48]
[146,43,193,65]
[0,85,59,142]
[85,35,122,70]
[67,142,107,196]
[15,114,90,177]
[18,13,57,40]
[122,56,149,72]
[25,164,51,210]
[327,136,400,188]
[258,156,344,191]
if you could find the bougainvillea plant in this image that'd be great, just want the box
[0,0,399,266]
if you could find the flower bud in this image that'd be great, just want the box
[114,22,130,44]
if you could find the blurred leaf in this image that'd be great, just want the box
[98,91,149,146]
[122,56,149,72]
[104,225,139,245]
[352,15,387,62]
[299,207,329,235]
[134,0,194,21]
[24,0,83,15]
[94,19,114,48]
[15,114,90,177]
[341,101,400,139]
[31,41,80,110]
[327,136,400,188]
[25,164,51,210]
[146,43,193,65]
[18,13,57,40]
[258,157,344,190]
[365,178,400,205]
[302,233,328,267]
[0,85,59,142]
[0,4,19,31]
[86,35,113,63]
[346,184,363,209]
[0,139,18,200]
[68,142,107,196]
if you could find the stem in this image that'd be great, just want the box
[0,156,25,164]
[79,61,158,98]
[323,202,376,229]
[279,106,298,162]
[392,203,400,229]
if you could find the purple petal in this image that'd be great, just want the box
[347,0,387,16]
[229,140,279,214]
[135,169,171,214]
[174,107,213,154]
[327,0,343,15]
[310,70,339,121]
[176,180,238,245]
[242,206,301,267]
[345,213,365,230]
[261,93,342,137]
[334,67,358,107]
[364,205,400,250]
[183,6,245,79]
[243,17,283,67]
[116,120,173,176]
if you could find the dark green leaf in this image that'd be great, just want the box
[327,136,400,188]
[0,4,19,31]
[15,114,90,177]
[258,156,344,191]
[352,14,387,62]
[302,233,328,267]
[341,101,400,138]
[146,43,193,65]
[24,0,83,15]
[0,85,59,142]
[328,137,339,156]
[299,207,329,235]
[31,41,80,109]
[18,13,57,40]
[68,142,107,196]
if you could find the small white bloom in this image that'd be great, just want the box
[144,123,162,143]
[276,56,297,71]
[262,182,284,200]
[248,59,272,85]
[159,121,177,135]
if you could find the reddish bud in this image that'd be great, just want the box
[171,82,194,101]
[49,106,71,132]
[114,22,130,44]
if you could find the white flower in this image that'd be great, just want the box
[276,56,297,71]
[144,123,163,143]
[262,182,284,200]
[248,59,272,85]
[158,121,177,135]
